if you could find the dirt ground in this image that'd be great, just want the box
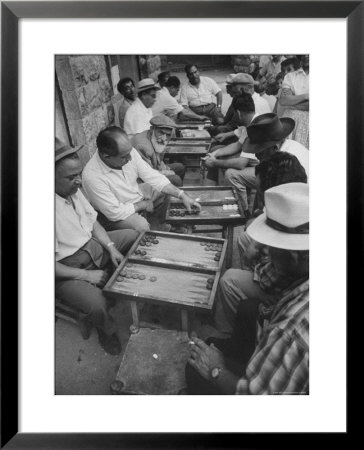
[55,66,244,395]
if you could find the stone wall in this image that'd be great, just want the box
[56,55,115,165]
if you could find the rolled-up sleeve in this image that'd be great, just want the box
[133,150,170,191]
[83,174,136,221]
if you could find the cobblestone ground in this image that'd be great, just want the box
[55,65,242,395]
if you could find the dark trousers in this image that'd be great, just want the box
[166,162,186,187]
[185,297,259,394]
[190,103,224,125]
[56,230,138,334]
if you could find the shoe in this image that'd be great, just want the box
[78,318,92,340]
[97,330,122,355]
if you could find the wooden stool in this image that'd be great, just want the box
[55,302,91,340]
[110,328,191,395]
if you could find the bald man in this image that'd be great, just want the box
[82,127,201,233]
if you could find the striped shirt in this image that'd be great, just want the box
[236,279,309,395]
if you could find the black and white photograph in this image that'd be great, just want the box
[55,54,309,395]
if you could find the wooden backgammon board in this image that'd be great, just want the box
[166,186,246,268]
[164,139,211,157]
[175,119,211,130]
[166,186,245,226]
[103,231,227,333]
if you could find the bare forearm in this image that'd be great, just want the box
[161,183,182,198]
[178,108,205,121]
[215,157,248,170]
[215,141,242,158]
[279,93,308,106]
[91,221,114,249]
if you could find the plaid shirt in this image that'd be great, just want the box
[253,257,296,298]
[236,279,309,395]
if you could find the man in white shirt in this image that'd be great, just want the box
[180,64,224,125]
[233,113,309,212]
[82,127,201,233]
[117,77,136,130]
[55,138,138,355]
[123,78,160,138]
[230,73,272,115]
[152,76,208,122]
[203,94,258,214]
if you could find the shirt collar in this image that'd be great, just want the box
[136,97,150,111]
[95,151,113,174]
[55,192,76,206]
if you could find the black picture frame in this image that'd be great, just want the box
[1,1,359,447]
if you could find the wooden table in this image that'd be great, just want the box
[110,329,191,395]
[103,231,227,335]
[175,119,211,130]
[164,138,212,179]
[165,186,247,268]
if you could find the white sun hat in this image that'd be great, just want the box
[247,182,309,250]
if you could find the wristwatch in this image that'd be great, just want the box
[210,367,223,380]
[177,190,185,199]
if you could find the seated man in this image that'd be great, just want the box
[117,77,136,130]
[186,183,309,394]
[180,64,224,125]
[82,127,200,233]
[123,78,160,138]
[55,138,138,355]
[152,76,209,122]
[203,93,258,214]
[226,113,309,213]
[132,114,185,187]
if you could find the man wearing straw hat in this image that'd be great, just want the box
[55,138,138,355]
[123,78,160,138]
[186,183,309,394]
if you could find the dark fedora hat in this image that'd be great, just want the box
[55,137,84,162]
[242,113,295,154]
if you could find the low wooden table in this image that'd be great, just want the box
[175,119,211,130]
[166,186,247,268]
[103,231,227,335]
[110,329,191,395]
[165,138,212,179]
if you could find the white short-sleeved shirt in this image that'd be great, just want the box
[282,69,309,95]
[252,92,272,115]
[55,190,97,261]
[180,76,221,107]
[152,87,183,118]
[82,149,170,222]
[123,98,153,137]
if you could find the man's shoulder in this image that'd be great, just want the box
[132,130,151,147]
[82,153,102,179]
[284,139,308,152]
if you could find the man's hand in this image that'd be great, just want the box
[84,270,108,287]
[145,199,154,213]
[188,337,226,381]
[108,245,124,268]
[181,193,201,213]
[204,154,217,168]
[160,169,176,176]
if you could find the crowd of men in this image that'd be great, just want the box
[56,55,309,395]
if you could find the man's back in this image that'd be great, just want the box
[236,279,309,395]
